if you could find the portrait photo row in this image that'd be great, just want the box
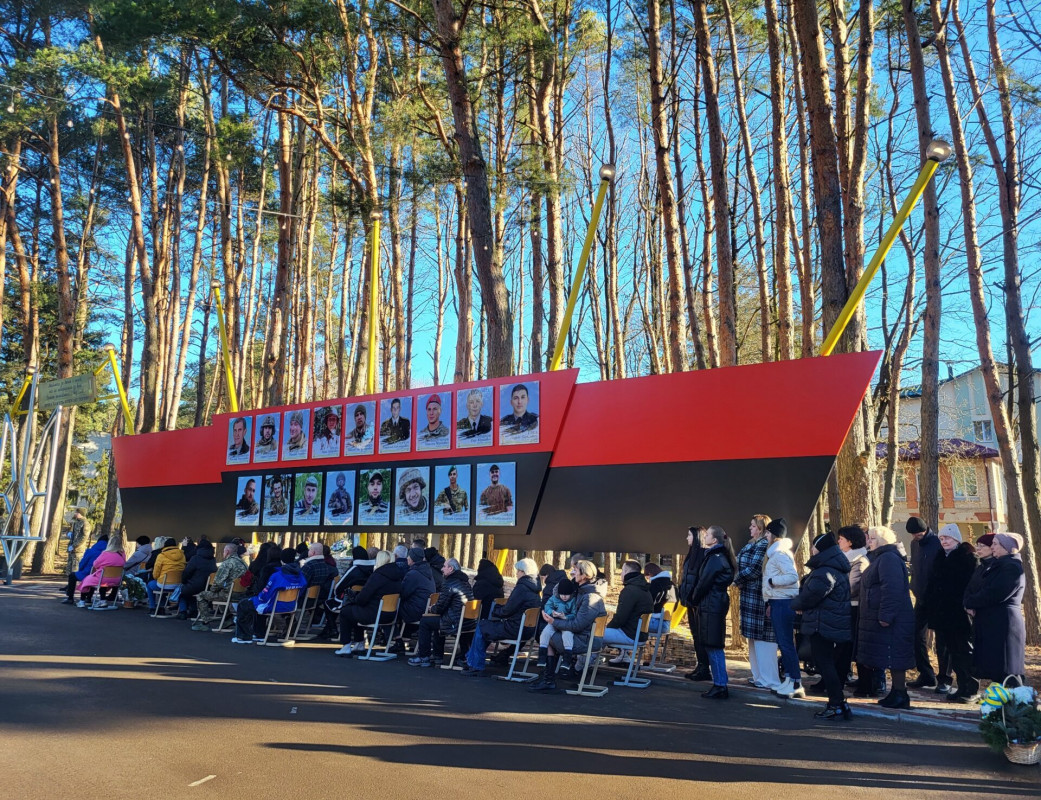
[225,382,541,467]
[233,461,518,529]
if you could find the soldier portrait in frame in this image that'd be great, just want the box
[227,416,252,465]
[455,386,493,449]
[324,470,355,526]
[417,392,451,452]
[379,397,412,454]
[234,475,261,526]
[433,464,471,526]
[292,472,323,525]
[344,401,376,456]
[253,414,280,463]
[357,468,391,526]
[263,473,292,526]
[476,462,516,526]
[312,405,342,459]
[499,382,540,445]
[282,409,310,461]
[394,466,430,526]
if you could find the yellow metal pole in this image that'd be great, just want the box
[494,543,509,573]
[210,281,239,412]
[359,532,368,550]
[10,371,34,418]
[367,210,381,395]
[104,344,135,434]
[549,164,615,372]
[819,141,951,357]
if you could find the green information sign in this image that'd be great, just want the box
[38,374,97,411]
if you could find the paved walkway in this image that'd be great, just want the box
[1,579,1036,799]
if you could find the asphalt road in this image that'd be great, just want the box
[1,579,1037,799]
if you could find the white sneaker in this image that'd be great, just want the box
[334,644,353,656]
[352,641,368,653]
[773,678,794,696]
[608,654,629,665]
[76,600,86,608]
[230,637,252,644]
[93,602,108,610]
[788,683,807,699]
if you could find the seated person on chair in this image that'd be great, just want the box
[473,558,505,619]
[463,558,542,675]
[77,536,126,609]
[300,541,338,599]
[536,578,577,667]
[391,548,436,652]
[193,543,249,630]
[63,533,109,604]
[147,538,186,615]
[392,544,410,580]
[604,560,654,663]
[178,539,217,619]
[123,536,152,579]
[335,550,403,656]
[232,548,307,643]
[644,562,677,633]
[408,558,473,668]
[529,560,608,692]
[319,546,375,639]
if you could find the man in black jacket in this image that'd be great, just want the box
[463,558,542,676]
[907,516,942,688]
[603,560,654,663]
[408,558,473,667]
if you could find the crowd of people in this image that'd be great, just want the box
[678,517,1028,719]
[61,515,1029,715]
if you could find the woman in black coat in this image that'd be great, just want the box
[857,526,915,709]
[335,550,403,655]
[925,525,978,701]
[791,533,852,720]
[473,558,505,619]
[680,526,710,681]
[690,526,736,700]
[177,540,217,619]
[963,532,1026,683]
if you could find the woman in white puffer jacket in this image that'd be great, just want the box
[762,518,803,698]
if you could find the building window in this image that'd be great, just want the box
[895,470,907,502]
[973,420,994,443]
[951,465,980,501]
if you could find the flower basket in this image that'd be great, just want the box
[979,677,1041,765]
[121,574,148,604]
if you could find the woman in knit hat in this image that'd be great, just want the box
[963,532,1026,684]
[856,526,916,709]
[924,524,978,702]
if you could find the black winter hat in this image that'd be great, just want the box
[813,533,838,552]
[906,517,927,534]
[765,518,788,539]
[351,546,369,561]
[557,578,578,596]
[280,547,297,564]
[407,547,426,563]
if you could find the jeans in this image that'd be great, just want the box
[601,627,637,648]
[770,599,800,684]
[708,647,728,686]
[147,580,181,609]
[647,615,669,634]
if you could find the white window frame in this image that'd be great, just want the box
[951,464,980,501]
[973,419,994,443]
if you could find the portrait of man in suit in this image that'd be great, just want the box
[456,387,493,448]
[379,397,411,453]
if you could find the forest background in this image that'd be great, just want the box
[2,0,1040,634]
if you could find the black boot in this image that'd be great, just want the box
[878,689,911,709]
[536,646,548,667]
[686,666,712,682]
[529,654,559,692]
[814,702,852,720]
[702,684,729,700]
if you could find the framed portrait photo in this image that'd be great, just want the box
[282,408,310,461]
[262,473,292,526]
[343,401,376,456]
[455,386,493,449]
[379,397,412,454]
[234,475,261,527]
[416,392,451,452]
[394,466,430,526]
[312,405,342,459]
[357,468,391,526]
[226,416,253,465]
[324,469,355,526]
[253,414,280,463]
[292,472,323,526]
[476,461,516,526]
[432,463,471,527]
[499,381,540,445]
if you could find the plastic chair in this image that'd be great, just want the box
[150,570,183,618]
[260,587,302,646]
[189,573,217,621]
[404,593,439,657]
[610,612,653,688]
[566,615,610,698]
[357,593,401,661]
[441,599,481,670]
[496,606,542,682]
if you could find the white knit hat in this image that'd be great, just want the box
[938,523,963,544]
